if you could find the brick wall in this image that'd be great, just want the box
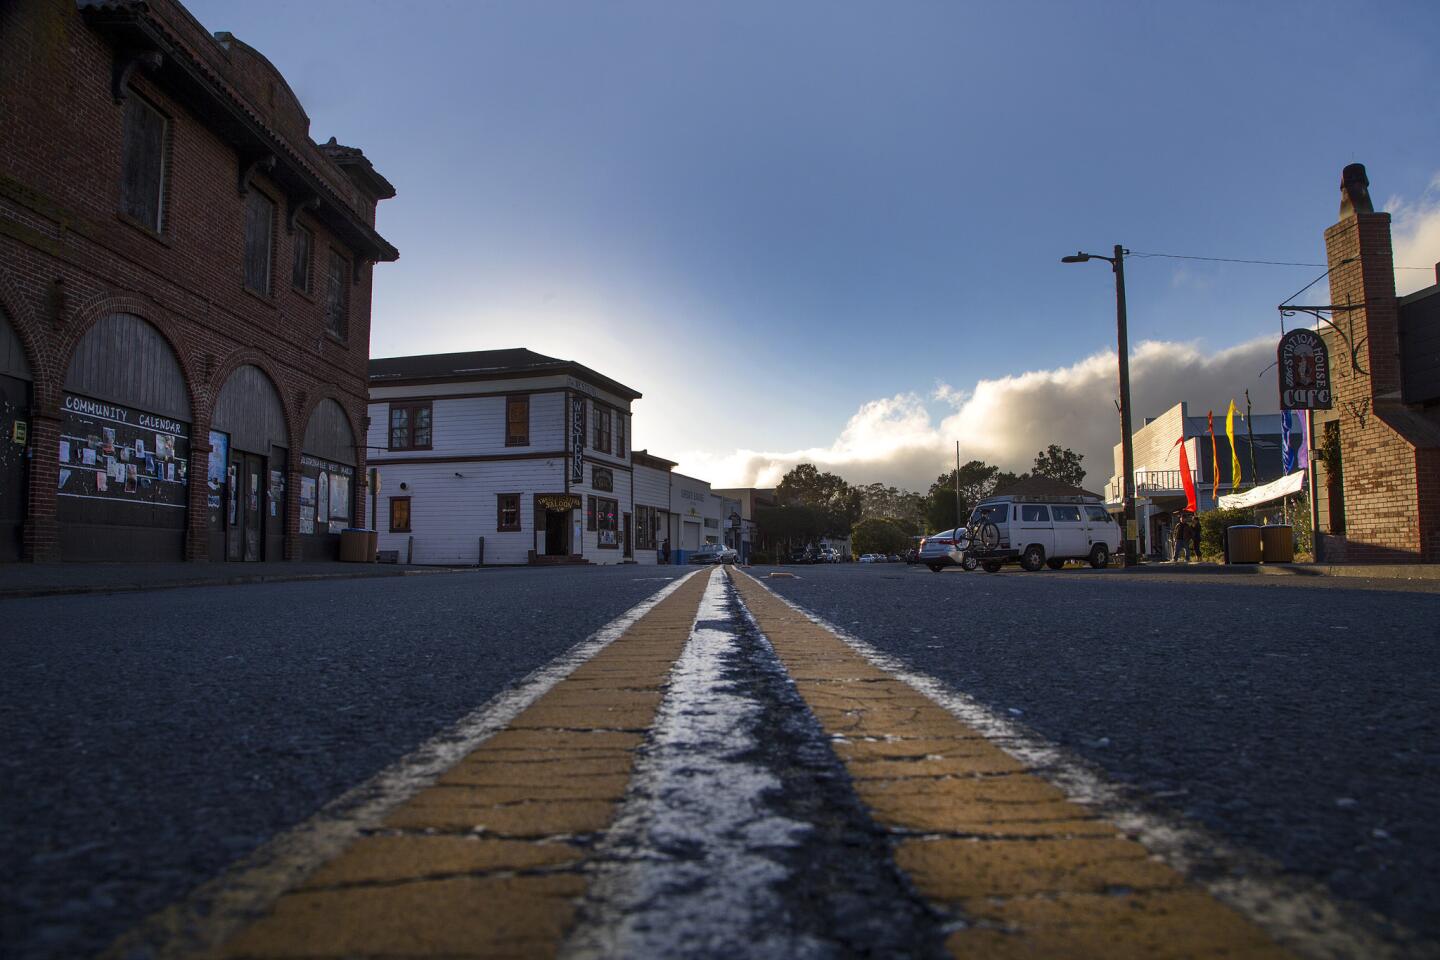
[1321,208,1429,561]
[0,0,391,561]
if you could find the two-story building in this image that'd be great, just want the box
[1105,400,1284,558]
[367,349,640,565]
[0,0,396,562]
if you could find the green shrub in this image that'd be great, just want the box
[1197,507,1254,560]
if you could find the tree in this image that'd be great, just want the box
[776,463,863,527]
[925,460,1000,531]
[851,518,909,558]
[1031,444,1086,487]
[858,482,926,533]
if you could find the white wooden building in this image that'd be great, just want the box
[367,349,640,565]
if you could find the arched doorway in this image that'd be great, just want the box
[210,364,289,562]
[299,398,357,560]
[59,314,191,561]
[0,310,33,562]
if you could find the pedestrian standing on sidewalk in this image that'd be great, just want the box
[1174,515,1192,563]
[1191,516,1203,562]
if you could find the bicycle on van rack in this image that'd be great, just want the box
[955,518,1001,568]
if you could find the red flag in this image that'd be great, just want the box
[1207,411,1219,503]
[1174,435,1198,514]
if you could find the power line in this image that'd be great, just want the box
[1129,250,1435,270]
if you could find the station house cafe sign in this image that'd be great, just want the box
[1277,328,1332,410]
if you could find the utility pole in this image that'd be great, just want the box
[954,441,963,533]
[1063,244,1137,566]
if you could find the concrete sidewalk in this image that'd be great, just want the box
[0,561,472,600]
[1117,560,1440,580]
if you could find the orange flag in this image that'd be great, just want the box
[1208,411,1219,502]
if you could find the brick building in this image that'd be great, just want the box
[1311,164,1440,562]
[0,0,397,562]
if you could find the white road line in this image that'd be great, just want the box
[563,568,823,960]
[103,569,705,960]
[742,573,1426,960]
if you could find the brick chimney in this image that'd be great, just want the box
[1323,163,1402,400]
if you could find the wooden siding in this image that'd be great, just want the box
[366,392,564,460]
[0,311,31,382]
[64,314,189,420]
[634,463,671,509]
[368,374,570,401]
[374,457,564,565]
[303,398,356,465]
[213,364,289,454]
[572,467,633,564]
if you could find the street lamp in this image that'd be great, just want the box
[1062,244,1139,567]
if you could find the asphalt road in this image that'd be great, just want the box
[0,567,682,960]
[757,563,1440,947]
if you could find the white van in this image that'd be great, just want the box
[967,494,1120,572]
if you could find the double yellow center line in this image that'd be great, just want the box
[156,569,1297,958]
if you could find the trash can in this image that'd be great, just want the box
[1226,525,1262,564]
[1260,524,1294,563]
[339,528,369,563]
[367,530,378,563]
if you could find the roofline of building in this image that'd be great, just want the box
[631,449,678,470]
[368,356,642,401]
[79,1,399,263]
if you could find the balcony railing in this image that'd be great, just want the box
[1106,469,1226,502]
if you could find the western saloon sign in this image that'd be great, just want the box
[1277,329,1332,410]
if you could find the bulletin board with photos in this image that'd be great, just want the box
[57,394,189,508]
[300,454,353,535]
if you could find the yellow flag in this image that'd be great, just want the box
[1226,399,1242,487]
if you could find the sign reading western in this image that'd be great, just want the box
[570,395,585,484]
[1277,329,1332,410]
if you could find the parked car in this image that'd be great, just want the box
[918,529,980,573]
[967,495,1120,572]
[858,553,880,563]
[690,543,739,564]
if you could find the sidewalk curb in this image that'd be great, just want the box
[0,567,460,600]
[1110,562,1440,581]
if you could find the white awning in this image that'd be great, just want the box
[1218,470,1306,510]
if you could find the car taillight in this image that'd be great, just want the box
[931,537,954,546]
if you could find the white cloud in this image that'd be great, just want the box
[1388,173,1440,296]
[676,336,1278,493]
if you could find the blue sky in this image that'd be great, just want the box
[186,0,1440,488]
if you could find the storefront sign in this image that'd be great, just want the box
[537,493,581,511]
[570,395,585,484]
[1277,329,1332,410]
[592,466,613,491]
[11,420,25,445]
[57,393,189,508]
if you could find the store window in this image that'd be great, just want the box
[299,455,352,535]
[389,496,411,532]
[595,496,619,547]
[636,504,657,549]
[244,190,275,295]
[388,401,432,450]
[497,493,520,531]
[506,395,529,446]
[594,405,611,453]
[616,414,625,457]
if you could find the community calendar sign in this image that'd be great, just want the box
[1277,329,1332,410]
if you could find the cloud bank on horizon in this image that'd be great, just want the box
[681,180,1440,494]
[678,336,1282,493]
